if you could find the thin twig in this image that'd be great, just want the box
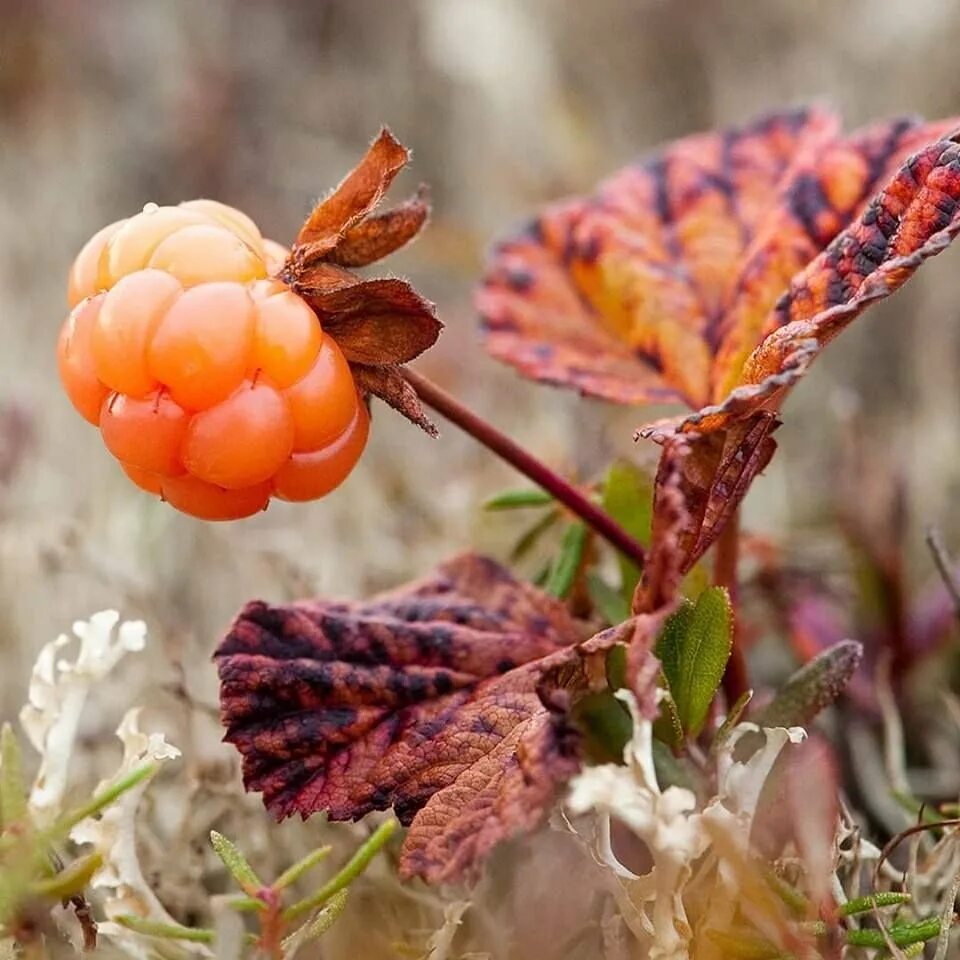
[403,368,647,573]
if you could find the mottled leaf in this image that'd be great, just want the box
[351,364,438,437]
[753,640,863,727]
[479,108,960,414]
[478,107,838,406]
[217,554,605,883]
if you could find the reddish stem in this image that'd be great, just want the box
[403,368,647,573]
[714,509,750,703]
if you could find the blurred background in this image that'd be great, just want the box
[1,1,960,949]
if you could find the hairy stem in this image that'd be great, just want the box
[714,510,749,702]
[403,368,646,573]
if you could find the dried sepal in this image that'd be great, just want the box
[326,185,430,268]
[292,128,410,260]
[306,278,442,365]
[351,364,437,437]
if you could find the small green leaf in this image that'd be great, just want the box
[544,522,588,599]
[115,915,215,944]
[602,460,653,600]
[283,819,397,922]
[210,830,262,895]
[510,508,562,562]
[845,917,941,948]
[753,640,863,728]
[30,852,103,900]
[0,724,27,829]
[54,762,157,835]
[605,643,627,691]
[587,572,630,626]
[763,867,810,917]
[282,890,349,957]
[652,685,684,749]
[655,599,695,693]
[839,892,911,916]
[275,845,332,891]
[571,691,633,763]
[657,589,732,737]
[483,488,555,511]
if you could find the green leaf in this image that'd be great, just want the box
[282,890,349,957]
[656,589,732,738]
[845,917,941,948]
[544,522,588,599]
[571,691,633,764]
[0,724,27,830]
[587,572,630,626]
[30,853,102,900]
[283,819,397,922]
[652,684,684,749]
[115,915,215,944]
[602,461,653,600]
[275,845,332,891]
[510,508,562,562]
[752,640,863,728]
[54,762,157,835]
[704,928,787,959]
[210,830,262,895]
[483,488,555,511]
[840,892,911,916]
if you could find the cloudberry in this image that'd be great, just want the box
[58,200,368,520]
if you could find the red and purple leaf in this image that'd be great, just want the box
[217,554,597,882]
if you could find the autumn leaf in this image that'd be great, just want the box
[478,107,960,557]
[216,554,665,883]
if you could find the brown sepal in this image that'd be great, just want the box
[351,363,438,437]
[303,277,443,366]
[294,128,409,258]
[327,185,431,268]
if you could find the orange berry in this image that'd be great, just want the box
[262,238,289,274]
[148,281,255,409]
[182,379,294,489]
[149,224,266,286]
[273,401,369,502]
[100,205,209,288]
[283,336,358,452]
[68,219,126,307]
[100,390,189,476]
[161,474,271,521]
[57,295,110,425]
[250,289,323,388]
[92,269,182,397]
[178,199,264,254]
[249,278,288,301]
[120,462,164,495]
